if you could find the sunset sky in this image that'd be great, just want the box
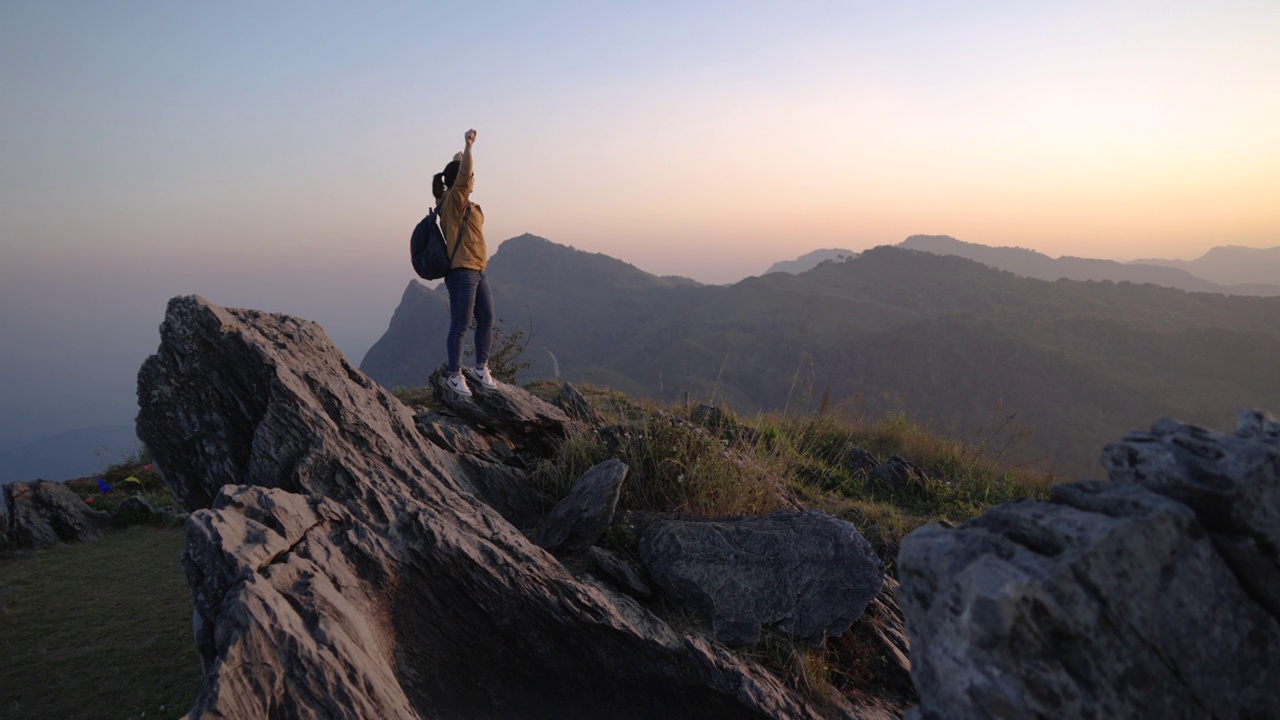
[1,1,1278,463]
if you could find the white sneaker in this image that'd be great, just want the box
[446,372,472,397]
[469,365,498,389]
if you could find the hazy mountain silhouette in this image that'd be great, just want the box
[0,423,139,484]
[1132,245,1280,287]
[362,236,1280,477]
[898,235,1280,296]
[765,248,859,275]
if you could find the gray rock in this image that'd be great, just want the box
[639,510,885,646]
[554,382,605,427]
[137,295,843,720]
[690,403,734,431]
[899,411,1280,720]
[537,458,627,555]
[589,546,654,600]
[428,364,571,456]
[859,576,913,695]
[3,480,110,548]
[868,455,929,492]
[113,495,155,526]
[843,447,880,477]
[414,409,518,465]
[414,410,542,530]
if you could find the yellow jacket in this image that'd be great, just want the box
[438,151,487,272]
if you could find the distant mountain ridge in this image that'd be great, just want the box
[1132,244,1280,287]
[765,248,859,275]
[897,235,1280,296]
[362,235,1280,476]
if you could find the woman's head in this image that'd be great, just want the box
[432,160,462,199]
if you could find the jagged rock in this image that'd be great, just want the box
[537,458,627,555]
[3,480,110,548]
[414,409,518,464]
[899,410,1280,720]
[428,364,572,456]
[688,403,764,444]
[113,495,156,526]
[843,447,880,477]
[639,510,885,646]
[413,410,541,530]
[690,403,734,431]
[825,576,917,714]
[868,455,929,491]
[860,577,912,692]
[137,295,846,719]
[554,382,605,427]
[588,546,654,600]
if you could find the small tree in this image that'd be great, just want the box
[466,311,534,384]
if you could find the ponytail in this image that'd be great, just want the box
[432,159,462,200]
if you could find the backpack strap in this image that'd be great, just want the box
[446,204,472,271]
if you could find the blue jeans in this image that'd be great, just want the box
[444,268,494,374]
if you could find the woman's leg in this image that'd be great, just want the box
[444,269,479,374]
[472,273,495,368]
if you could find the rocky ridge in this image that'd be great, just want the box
[130,294,1279,719]
[135,296,896,719]
[900,410,1280,719]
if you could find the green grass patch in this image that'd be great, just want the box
[0,526,199,720]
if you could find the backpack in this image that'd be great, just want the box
[410,204,471,280]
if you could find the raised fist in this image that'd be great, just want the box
[465,129,477,145]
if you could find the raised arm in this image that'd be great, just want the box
[455,129,476,197]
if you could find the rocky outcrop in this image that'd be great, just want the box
[136,295,855,719]
[426,364,572,456]
[2,479,110,548]
[554,382,605,426]
[640,510,885,646]
[867,456,930,492]
[537,458,627,555]
[899,410,1280,720]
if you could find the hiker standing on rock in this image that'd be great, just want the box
[434,128,496,397]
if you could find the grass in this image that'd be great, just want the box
[520,382,1054,707]
[0,525,198,719]
[525,384,1052,567]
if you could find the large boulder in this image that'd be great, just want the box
[899,410,1280,720]
[639,510,885,646]
[136,295,846,719]
[3,479,110,548]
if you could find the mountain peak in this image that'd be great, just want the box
[764,248,859,275]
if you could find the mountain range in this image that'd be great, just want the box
[765,248,860,275]
[768,236,1280,296]
[7,233,1276,483]
[362,234,1280,477]
[1132,244,1280,287]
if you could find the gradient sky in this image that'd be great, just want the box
[1,1,1278,460]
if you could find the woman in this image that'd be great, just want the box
[434,128,496,396]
